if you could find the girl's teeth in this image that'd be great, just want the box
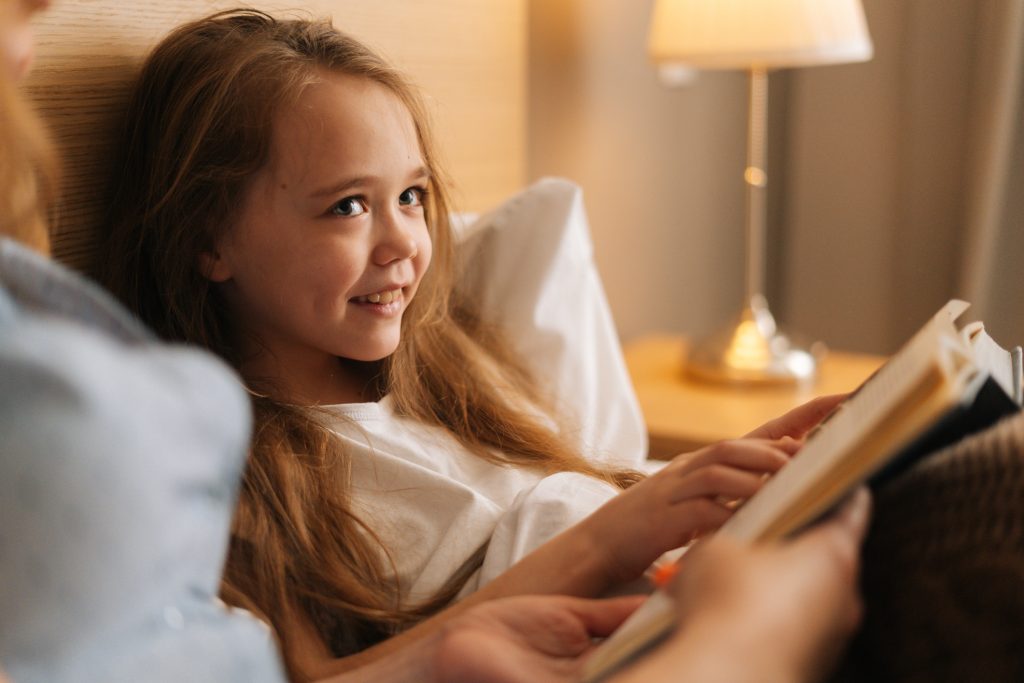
[360,289,398,304]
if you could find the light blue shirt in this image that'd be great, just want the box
[0,238,286,683]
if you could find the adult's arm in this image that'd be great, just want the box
[613,488,870,683]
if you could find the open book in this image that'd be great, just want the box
[582,300,1023,682]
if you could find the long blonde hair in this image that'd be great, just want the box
[101,9,641,676]
[0,56,56,252]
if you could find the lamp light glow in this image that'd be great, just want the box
[648,0,872,385]
[649,0,873,69]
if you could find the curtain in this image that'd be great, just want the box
[778,0,1024,353]
[960,0,1024,345]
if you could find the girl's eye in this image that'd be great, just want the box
[399,187,425,207]
[330,197,367,217]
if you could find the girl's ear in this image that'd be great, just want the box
[198,249,232,283]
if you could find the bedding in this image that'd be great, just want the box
[831,411,1024,682]
[457,177,647,468]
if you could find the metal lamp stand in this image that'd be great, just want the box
[685,68,819,385]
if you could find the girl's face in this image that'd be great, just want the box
[1,0,49,79]
[206,72,433,387]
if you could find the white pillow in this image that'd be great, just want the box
[456,177,648,468]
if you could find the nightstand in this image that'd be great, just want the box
[624,335,884,459]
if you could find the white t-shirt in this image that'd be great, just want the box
[325,179,648,603]
[326,399,622,601]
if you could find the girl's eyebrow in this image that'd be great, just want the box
[309,166,431,199]
[310,175,370,199]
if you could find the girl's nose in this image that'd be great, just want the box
[372,211,419,265]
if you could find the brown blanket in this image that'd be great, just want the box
[831,411,1024,682]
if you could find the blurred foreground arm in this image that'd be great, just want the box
[614,487,871,683]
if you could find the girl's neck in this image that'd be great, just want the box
[240,349,384,406]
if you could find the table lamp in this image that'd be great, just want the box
[648,0,873,384]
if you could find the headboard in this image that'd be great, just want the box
[23,0,526,271]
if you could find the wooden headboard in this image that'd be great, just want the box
[23,0,526,270]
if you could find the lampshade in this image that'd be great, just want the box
[649,0,873,70]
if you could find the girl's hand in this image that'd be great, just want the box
[580,435,800,585]
[745,393,847,440]
[580,394,846,587]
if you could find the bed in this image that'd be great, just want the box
[23,0,527,272]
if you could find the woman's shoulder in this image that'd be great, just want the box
[0,236,250,451]
[0,236,151,341]
[0,239,282,682]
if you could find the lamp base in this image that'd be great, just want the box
[685,295,821,385]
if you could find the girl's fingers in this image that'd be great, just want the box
[745,394,848,440]
[667,465,769,504]
[677,438,796,476]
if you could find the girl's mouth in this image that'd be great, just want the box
[352,288,402,305]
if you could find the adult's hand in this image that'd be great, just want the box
[615,488,871,683]
[433,594,643,683]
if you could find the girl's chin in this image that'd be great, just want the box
[338,344,401,363]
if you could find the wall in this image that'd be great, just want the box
[528,0,749,342]
[27,0,527,270]
[529,0,1017,355]
[780,0,979,353]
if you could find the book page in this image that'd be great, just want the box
[962,321,1016,399]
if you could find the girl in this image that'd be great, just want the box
[101,9,838,680]
[0,3,866,683]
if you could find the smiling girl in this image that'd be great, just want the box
[100,9,838,680]
[200,71,433,405]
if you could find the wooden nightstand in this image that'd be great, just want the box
[624,335,885,459]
